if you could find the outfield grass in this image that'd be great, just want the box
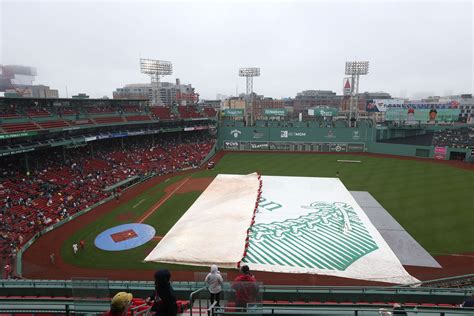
[62,153,474,269]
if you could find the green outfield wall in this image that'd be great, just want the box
[218,125,472,161]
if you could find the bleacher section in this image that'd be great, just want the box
[150,106,173,120]
[0,122,41,133]
[203,107,217,117]
[25,108,51,118]
[178,105,203,119]
[125,115,152,122]
[92,116,125,124]
[122,105,140,113]
[36,120,70,129]
[432,127,474,149]
[84,106,115,114]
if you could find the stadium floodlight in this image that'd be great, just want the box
[344,61,370,127]
[345,61,369,75]
[238,67,261,127]
[140,58,173,106]
[239,67,260,96]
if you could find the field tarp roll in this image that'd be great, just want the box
[242,176,419,284]
[144,173,259,268]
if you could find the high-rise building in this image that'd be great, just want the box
[113,79,197,107]
[0,65,59,98]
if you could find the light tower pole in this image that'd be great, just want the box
[345,61,369,127]
[140,58,173,106]
[239,67,260,126]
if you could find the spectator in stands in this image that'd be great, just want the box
[232,265,258,310]
[461,293,474,308]
[146,269,178,316]
[106,292,133,316]
[205,264,224,307]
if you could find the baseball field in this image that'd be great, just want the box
[23,152,474,282]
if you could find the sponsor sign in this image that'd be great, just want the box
[264,108,287,116]
[324,130,336,139]
[329,143,347,152]
[85,136,97,142]
[0,148,35,157]
[224,141,239,150]
[308,107,338,117]
[0,131,38,140]
[347,143,365,152]
[224,109,244,117]
[280,130,307,138]
[184,127,195,131]
[253,130,264,139]
[366,99,461,112]
[250,142,269,150]
[434,146,448,160]
[127,131,146,136]
[230,129,242,138]
[112,132,127,138]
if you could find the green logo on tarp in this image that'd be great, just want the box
[242,202,379,271]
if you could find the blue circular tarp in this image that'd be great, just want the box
[94,223,156,251]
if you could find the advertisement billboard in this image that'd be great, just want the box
[224,109,244,117]
[434,146,448,160]
[385,108,460,122]
[366,99,461,112]
[264,108,287,116]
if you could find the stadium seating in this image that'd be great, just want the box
[0,122,41,133]
[0,108,21,119]
[150,106,173,120]
[178,105,203,119]
[122,105,140,113]
[432,127,474,149]
[84,106,115,114]
[92,116,125,124]
[203,107,217,117]
[125,115,152,122]
[37,120,70,129]
[0,133,215,268]
[26,108,51,117]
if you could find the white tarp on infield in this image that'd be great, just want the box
[144,173,259,268]
[242,175,418,284]
[145,174,418,284]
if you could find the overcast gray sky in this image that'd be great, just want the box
[1,0,473,99]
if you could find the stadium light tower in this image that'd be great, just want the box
[345,61,369,127]
[239,67,260,97]
[140,58,173,106]
[239,67,261,126]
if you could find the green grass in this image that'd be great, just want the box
[62,153,474,269]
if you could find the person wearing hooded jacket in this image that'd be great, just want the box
[205,265,224,307]
[146,269,178,316]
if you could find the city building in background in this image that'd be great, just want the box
[199,99,222,108]
[250,96,285,120]
[223,97,246,110]
[0,65,59,98]
[113,78,198,107]
[293,90,341,115]
[72,93,90,99]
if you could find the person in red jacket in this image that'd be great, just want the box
[232,265,258,309]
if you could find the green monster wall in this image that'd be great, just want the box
[218,124,472,160]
